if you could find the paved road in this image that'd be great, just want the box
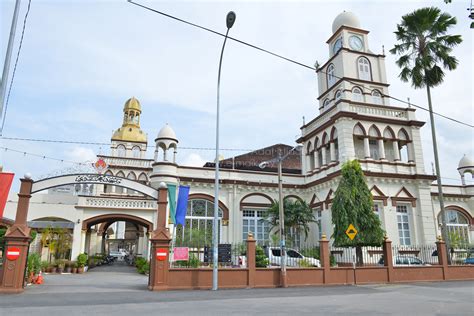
[0,263,473,315]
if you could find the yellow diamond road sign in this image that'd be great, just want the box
[346,224,358,240]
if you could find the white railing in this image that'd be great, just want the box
[102,157,152,168]
[349,104,407,119]
[82,197,156,209]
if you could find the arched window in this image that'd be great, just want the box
[307,141,314,171]
[335,90,342,101]
[327,64,336,87]
[372,90,382,104]
[398,129,410,162]
[115,171,125,194]
[323,99,330,108]
[175,199,224,245]
[353,123,366,159]
[352,87,363,102]
[132,146,140,158]
[104,171,114,193]
[438,209,470,246]
[117,145,126,157]
[368,125,381,159]
[357,57,371,81]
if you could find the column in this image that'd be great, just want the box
[363,137,370,159]
[393,140,400,161]
[80,230,87,255]
[407,141,415,162]
[96,234,103,254]
[378,139,386,160]
[0,178,33,293]
[314,151,320,169]
[321,148,327,166]
[330,142,336,162]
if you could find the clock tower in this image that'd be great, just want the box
[315,11,389,114]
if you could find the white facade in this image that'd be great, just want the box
[3,12,473,260]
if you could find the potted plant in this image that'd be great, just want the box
[57,260,65,274]
[71,261,77,274]
[40,261,49,273]
[64,260,72,273]
[77,253,88,273]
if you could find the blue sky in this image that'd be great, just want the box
[1,0,472,191]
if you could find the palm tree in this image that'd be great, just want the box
[265,199,316,248]
[389,7,462,246]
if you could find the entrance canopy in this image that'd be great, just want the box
[31,174,158,199]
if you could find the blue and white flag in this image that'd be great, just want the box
[175,185,190,226]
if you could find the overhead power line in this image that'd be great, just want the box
[128,0,473,129]
[0,0,32,136]
[0,136,255,152]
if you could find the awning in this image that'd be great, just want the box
[28,221,75,229]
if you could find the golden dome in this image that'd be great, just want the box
[112,126,147,143]
[111,97,147,144]
[123,97,141,112]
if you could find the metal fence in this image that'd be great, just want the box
[391,244,439,265]
[448,246,474,266]
[264,244,322,268]
[169,243,247,268]
[330,246,383,267]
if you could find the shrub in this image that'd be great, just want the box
[256,246,269,268]
[27,253,41,275]
[175,254,200,268]
[301,247,337,267]
[77,253,88,267]
[40,260,49,272]
[135,257,149,274]
[299,258,312,267]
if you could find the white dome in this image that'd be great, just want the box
[332,11,361,33]
[156,124,177,141]
[458,154,474,169]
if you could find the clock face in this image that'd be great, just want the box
[333,38,342,54]
[349,35,363,51]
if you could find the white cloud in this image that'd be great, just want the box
[180,153,207,167]
[65,147,97,164]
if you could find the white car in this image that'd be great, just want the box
[267,247,321,267]
[109,250,128,261]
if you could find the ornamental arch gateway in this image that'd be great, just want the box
[0,173,171,293]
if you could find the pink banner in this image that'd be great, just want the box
[0,173,14,218]
[173,247,189,261]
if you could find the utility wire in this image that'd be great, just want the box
[0,136,255,151]
[1,146,89,165]
[0,0,32,136]
[128,0,473,129]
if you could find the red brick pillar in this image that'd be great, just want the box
[246,232,256,288]
[0,178,33,293]
[382,236,394,283]
[148,185,172,291]
[319,234,330,284]
[436,236,448,280]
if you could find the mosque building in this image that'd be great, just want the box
[2,12,473,261]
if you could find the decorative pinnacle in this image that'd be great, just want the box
[437,235,443,242]
[321,233,327,240]
[247,232,254,240]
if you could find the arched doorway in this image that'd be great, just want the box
[82,214,153,262]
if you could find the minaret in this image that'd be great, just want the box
[149,124,179,188]
[110,97,147,158]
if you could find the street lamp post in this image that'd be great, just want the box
[213,11,236,291]
[259,146,298,288]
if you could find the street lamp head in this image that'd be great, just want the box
[226,11,236,29]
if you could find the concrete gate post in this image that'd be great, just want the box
[436,236,448,280]
[0,178,33,293]
[246,232,256,288]
[148,184,171,291]
[382,236,394,283]
[319,234,330,284]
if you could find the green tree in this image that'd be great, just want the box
[41,227,73,262]
[331,160,384,265]
[390,7,462,247]
[265,198,315,248]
